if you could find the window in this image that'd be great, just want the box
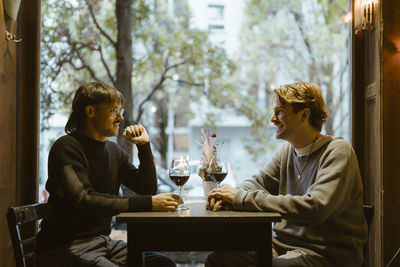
[208,4,224,21]
[40,0,351,202]
[207,4,225,35]
[39,2,352,262]
[174,134,189,151]
[208,24,224,30]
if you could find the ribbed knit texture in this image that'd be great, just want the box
[37,132,157,252]
[233,136,368,267]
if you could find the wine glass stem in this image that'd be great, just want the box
[179,186,183,203]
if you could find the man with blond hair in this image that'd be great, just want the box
[206,82,367,266]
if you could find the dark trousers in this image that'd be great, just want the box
[205,242,325,267]
[36,235,176,267]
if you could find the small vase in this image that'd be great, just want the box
[202,180,218,198]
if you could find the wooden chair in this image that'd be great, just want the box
[363,204,374,267]
[363,205,374,227]
[7,202,52,267]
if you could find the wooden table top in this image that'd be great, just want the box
[116,200,281,224]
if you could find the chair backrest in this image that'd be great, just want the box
[7,202,52,267]
[363,204,374,267]
[363,205,374,227]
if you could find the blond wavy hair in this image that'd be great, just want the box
[272,82,329,132]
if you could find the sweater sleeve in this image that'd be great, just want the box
[119,142,157,196]
[232,144,283,210]
[48,138,136,216]
[233,141,361,226]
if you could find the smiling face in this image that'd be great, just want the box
[270,101,303,142]
[86,102,124,141]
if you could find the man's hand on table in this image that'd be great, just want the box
[206,185,237,211]
[152,193,183,211]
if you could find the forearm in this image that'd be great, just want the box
[122,143,157,195]
[233,169,352,225]
[237,149,282,195]
[60,165,130,215]
[60,165,155,213]
[137,142,157,192]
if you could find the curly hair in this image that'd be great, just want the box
[272,82,329,132]
[65,82,124,134]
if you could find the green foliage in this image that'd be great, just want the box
[234,95,276,161]
[234,0,351,158]
[40,0,235,123]
[40,0,351,163]
[40,0,241,163]
[130,2,236,115]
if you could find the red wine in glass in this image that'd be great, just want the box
[169,158,190,211]
[209,172,227,184]
[170,175,190,187]
[210,161,228,188]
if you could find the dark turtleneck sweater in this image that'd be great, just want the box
[36,132,157,252]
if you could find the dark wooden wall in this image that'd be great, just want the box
[353,0,400,266]
[0,1,41,266]
[382,0,400,265]
[0,2,18,266]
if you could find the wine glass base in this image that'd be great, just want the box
[176,204,189,211]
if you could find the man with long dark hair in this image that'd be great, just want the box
[36,82,180,266]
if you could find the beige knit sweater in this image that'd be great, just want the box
[233,136,368,267]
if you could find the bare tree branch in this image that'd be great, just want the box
[164,50,170,69]
[75,55,102,82]
[331,59,349,113]
[135,75,166,124]
[290,10,316,65]
[46,38,90,89]
[86,0,117,48]
[63,39,102,82]
[134,57,192,123]
[172,79,204,87]
[165,58,189,72]
[97,45,116,86]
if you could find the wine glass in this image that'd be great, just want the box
[209,160,228,188]
[169,157,191,211]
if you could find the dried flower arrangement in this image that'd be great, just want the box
[198,128,223,181]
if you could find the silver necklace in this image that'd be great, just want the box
[294,137,318,180]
